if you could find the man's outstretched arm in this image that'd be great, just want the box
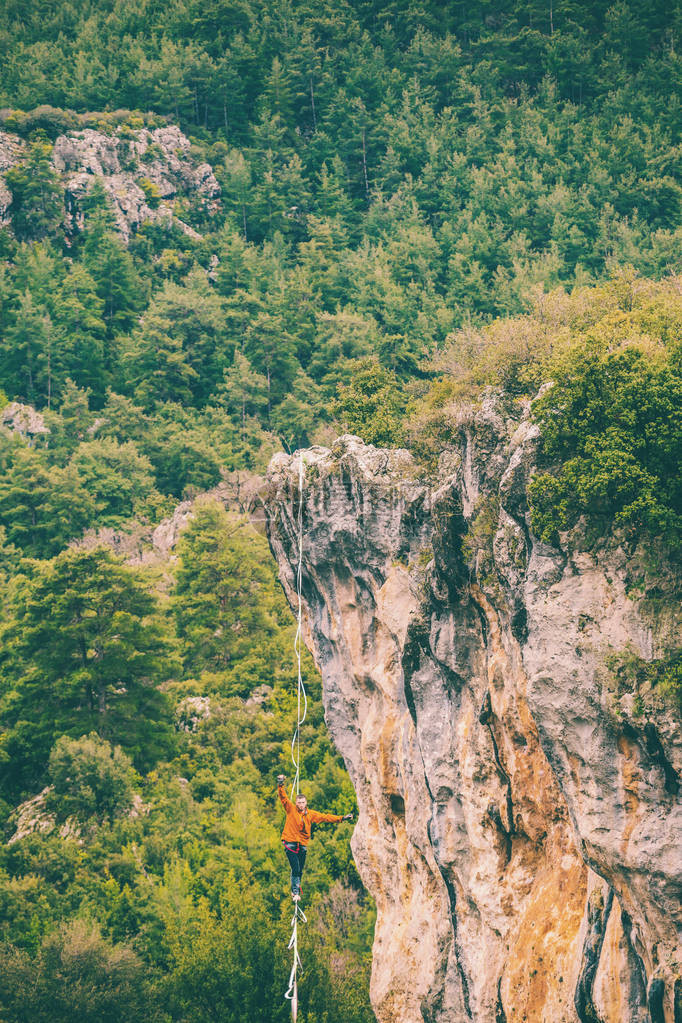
[277,775,293,811]
[309,809,354,824]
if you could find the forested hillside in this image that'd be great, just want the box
[0,1,681,1020]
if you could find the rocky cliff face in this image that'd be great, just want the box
[0,124,219,240]
[265,398,682,1023]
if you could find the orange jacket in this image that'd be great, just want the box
[278,784,343,846]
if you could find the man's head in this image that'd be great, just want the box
[295,794,308,812]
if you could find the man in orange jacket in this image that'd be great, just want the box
[277,774,353,902]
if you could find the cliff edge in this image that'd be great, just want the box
[265,395,681,1023]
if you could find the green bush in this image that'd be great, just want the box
[0,106,78,138]
[606,648,682,712]
[529,343,682,558]
[137,177,162,207]
[0,919,156,1023]
[47,733,137,824]
[333,358,408,447]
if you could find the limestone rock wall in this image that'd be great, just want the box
[0,124,220,239]
[0,131,24,223]
[265,409,682,1023]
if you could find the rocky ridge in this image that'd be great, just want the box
[265,400,682,1023]
[71,469,266,565]
[0,124,220,240]
[1,401,49,441]
[7,785,149,846]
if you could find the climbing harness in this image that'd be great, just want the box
[284,452,307,1022]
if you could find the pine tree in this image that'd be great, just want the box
[332,357,407,446]
[0,546,176,799]
[4,141,62,241]
[10,242,63,311]
[52,265,108,404]
[82,215,145,341]
[173,501,278,681]
[242,311,299,420]
[151,273,231,404]
[0,292,54,405]
[0,445,94,557]
[270,369,321,449]
[68,438,161,525]
[122,311,198,409]
[152,38,194,121]
[218,351,269,443]
[46,378,94,460]
[258,56,296,135]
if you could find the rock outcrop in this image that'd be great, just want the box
[265,401,682,1023]
[6,786,148,845]
[1,401,50,441]
[74,473,265,565]
[0,131,24,223]
[0,124,220,240]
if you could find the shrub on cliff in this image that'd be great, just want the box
[332,358,408,447]
[529,341,682,558]
[1,106,78,138]
[411,274,682,562]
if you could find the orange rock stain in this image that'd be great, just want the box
[500,829,587,1022]
[617,734,640,855]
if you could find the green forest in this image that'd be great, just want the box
[0,0,681,1019]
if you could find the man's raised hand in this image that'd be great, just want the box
[277,774,286,786]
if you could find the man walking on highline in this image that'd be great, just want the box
[277,774,353,902]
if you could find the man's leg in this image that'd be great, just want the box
[284,844,301,896]
[297,846,307,898]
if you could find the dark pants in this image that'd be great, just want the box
[283,841,307,895]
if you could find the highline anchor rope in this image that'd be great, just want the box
[284,452,308,1022]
